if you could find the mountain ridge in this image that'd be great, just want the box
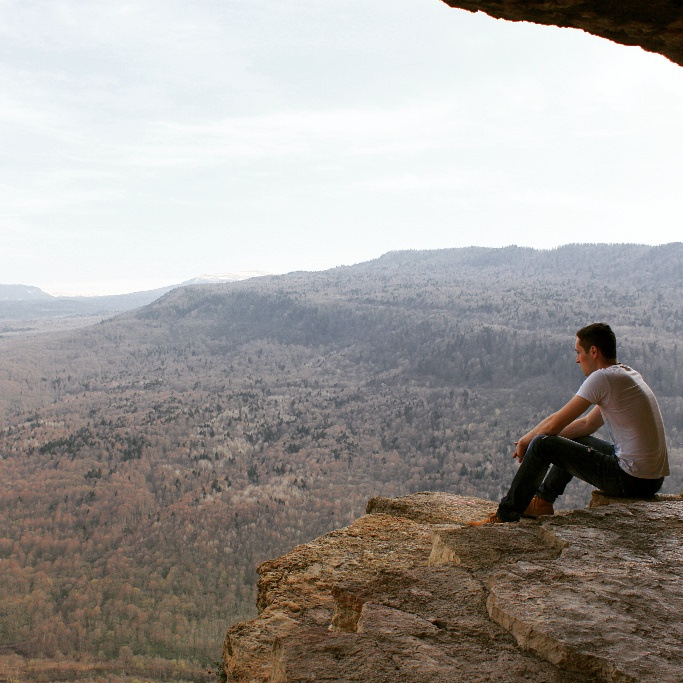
[0,284,54,302]
[0,271,270,337]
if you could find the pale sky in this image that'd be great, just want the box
[1,0,682,295]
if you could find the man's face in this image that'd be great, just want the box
[575,338,597,376]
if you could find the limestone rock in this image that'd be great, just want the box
[488,500,683,681]
[223,492,683,681]
[366,490,495,524]
[440,1,683,67]
[589,490,681,507]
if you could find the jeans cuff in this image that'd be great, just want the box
[536,485,557,504]
[496,504,520,523]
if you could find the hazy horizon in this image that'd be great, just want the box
[2,0,682,296]
[3,241,680,298]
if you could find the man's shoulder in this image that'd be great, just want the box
[577,369,608,400]
[599,364,652,396]
[596,363,639,378]
[603,363,642,381]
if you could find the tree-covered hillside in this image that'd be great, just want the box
[0,244,680,679]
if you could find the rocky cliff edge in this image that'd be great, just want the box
[223,491,683,682]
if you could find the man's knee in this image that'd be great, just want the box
[526,434,551,460]
[527,434,566,462]
[528,434,556,451]
[528,434,547,448]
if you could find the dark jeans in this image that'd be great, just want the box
[497,434,664,522]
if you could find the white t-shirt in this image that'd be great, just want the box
[576,364,669,479]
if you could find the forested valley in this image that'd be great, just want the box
[0,244,680,681]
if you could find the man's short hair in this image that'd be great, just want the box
[576,323,617,360]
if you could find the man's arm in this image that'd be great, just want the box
[559,405,603,440]
[514,395,592,462]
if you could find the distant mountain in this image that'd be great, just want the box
[65,285,179,313]
[181,271,269,286]
[0,285,180,337]
[0,272,267,335]
[0,284,54,301]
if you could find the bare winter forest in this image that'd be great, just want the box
[0,244,680,681]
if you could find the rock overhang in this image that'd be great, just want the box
[439,0,683,67]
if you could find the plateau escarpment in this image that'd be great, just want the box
[224,492,683,682]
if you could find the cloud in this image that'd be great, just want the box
[358,172,471,192]
[69,98,470,170]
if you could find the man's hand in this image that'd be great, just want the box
[513,434,532,463]
[512,396,593,464]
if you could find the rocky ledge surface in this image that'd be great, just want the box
[223,491,683,682]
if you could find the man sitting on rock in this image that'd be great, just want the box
[470,322,669,525]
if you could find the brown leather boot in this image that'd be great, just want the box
[523,496,554,518]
